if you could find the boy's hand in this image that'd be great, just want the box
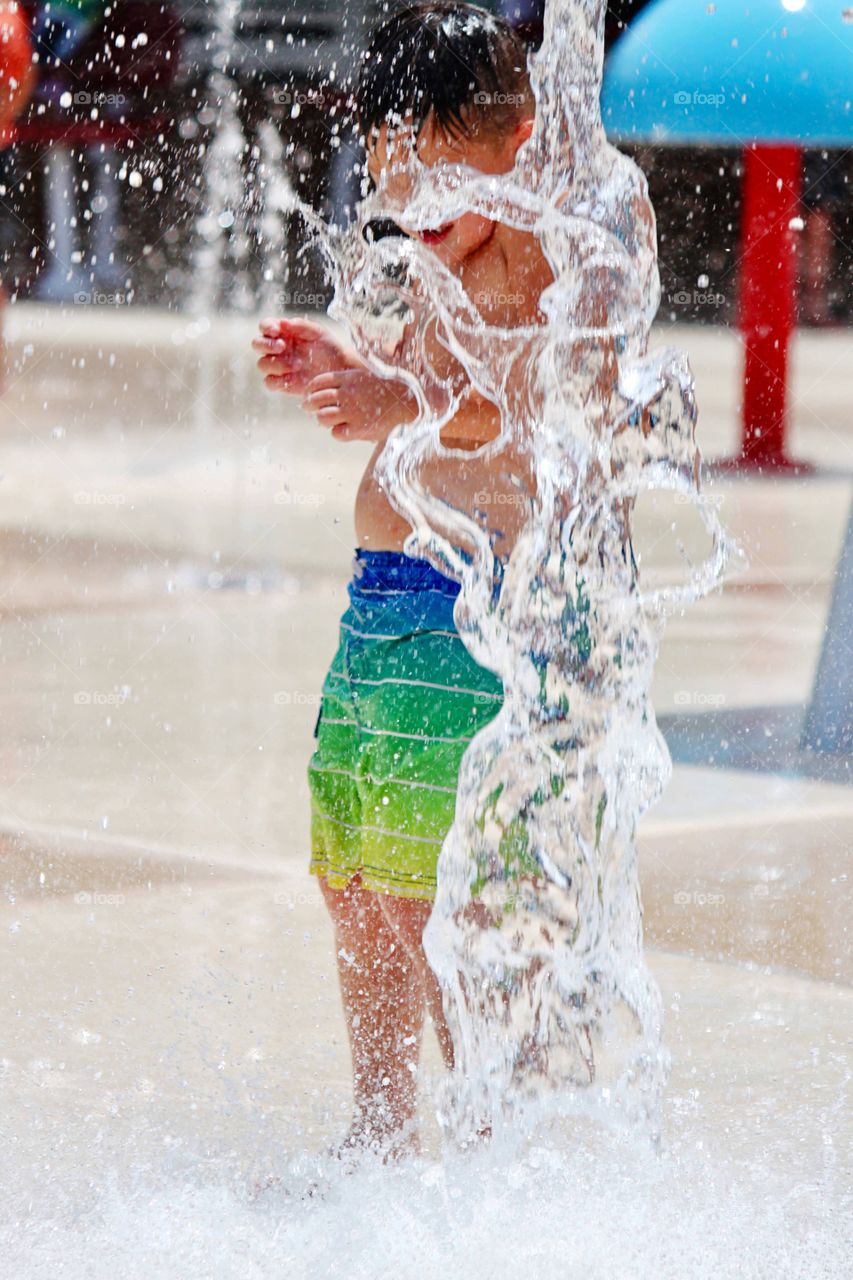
[301,369,419,442]
[252,317,359,395]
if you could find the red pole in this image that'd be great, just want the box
[737,143,807,472]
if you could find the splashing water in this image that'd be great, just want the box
[190,0,294,319]
[278,0,742,1142]
[190,0,247,317]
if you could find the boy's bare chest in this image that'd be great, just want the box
[460,230,547,326]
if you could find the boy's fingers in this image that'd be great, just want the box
[259,317,285,337]
[304,371,341,394]
[264,316,326,343]
[251,336,286,354]
[264,374,298,392]
[312,406,348,428]
[257,354,300,376]
[302,389,341,412]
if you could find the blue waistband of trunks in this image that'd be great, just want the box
[351,548,462,598]
[350,548,505,604]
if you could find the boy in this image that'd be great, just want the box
[254,2,557,1157]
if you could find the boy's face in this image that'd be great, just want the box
[365,112,532,272]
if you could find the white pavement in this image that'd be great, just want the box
[1,306,850,1277]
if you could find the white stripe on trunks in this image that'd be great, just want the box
[309,763,458,795]
[339,621,461,642]
[313,810,444,845]
[324,670,502,700]
[317,717,475,745]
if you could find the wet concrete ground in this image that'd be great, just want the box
[1,306,851,1224]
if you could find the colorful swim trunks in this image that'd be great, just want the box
[308,549,505,900]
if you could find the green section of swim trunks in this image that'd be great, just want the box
[308,601,506,899]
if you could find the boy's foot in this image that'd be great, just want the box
[248,1120,420,1200]
[333,1115,421,1165]
[250,1168,333,1204]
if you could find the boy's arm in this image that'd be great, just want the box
[299,306,500,445]
[296,238,628,449]
[300,363,502,447]
[301,366,420,441]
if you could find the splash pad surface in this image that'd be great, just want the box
[1,307,851,1277]
[2,866,851,1276]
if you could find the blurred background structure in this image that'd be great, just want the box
[0,0,847,322]
[602,0,853,470]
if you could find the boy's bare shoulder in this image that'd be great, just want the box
[467,221,554,327]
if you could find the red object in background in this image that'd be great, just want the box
[0,0,35,132]
[737,143,808,471]
[0,0,35,388]
[5,2,180,144]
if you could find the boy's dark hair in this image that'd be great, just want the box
[357,2,532,142]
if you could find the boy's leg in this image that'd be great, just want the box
[319,872,426,1150]
[378,896,454,1072]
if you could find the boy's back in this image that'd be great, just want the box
[351,67,554,555]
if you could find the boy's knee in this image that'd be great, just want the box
[379,895,432,951]
[321,873,398,948]
[320,872,366,925]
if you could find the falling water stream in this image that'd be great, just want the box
[291,0,739,1141]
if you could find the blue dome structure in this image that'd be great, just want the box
[599,0,853,473]
[601,0,853,146]
[601,0,853,757]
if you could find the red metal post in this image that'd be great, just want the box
[737,143,805,471]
